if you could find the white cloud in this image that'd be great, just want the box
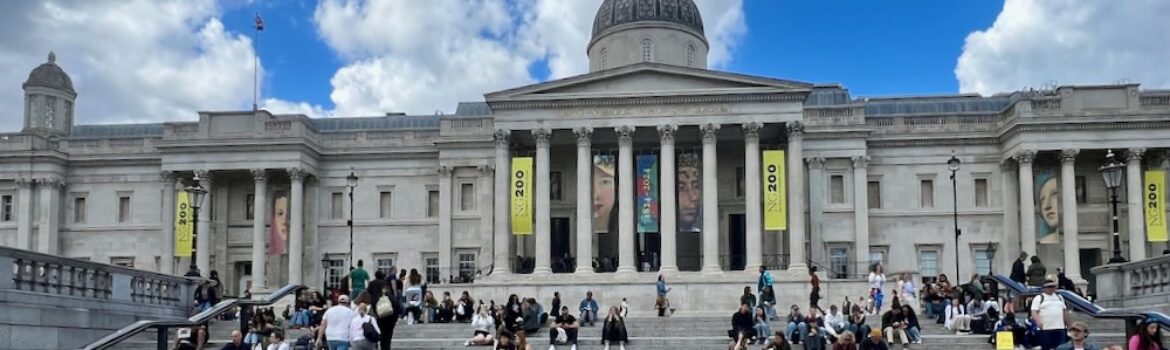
[0,0,261,130]
[956,0,1170,95]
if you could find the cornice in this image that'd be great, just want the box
[489,92,805,110]
[804,130,871,140]
[868,137,999,148]
[999,120,1170,140]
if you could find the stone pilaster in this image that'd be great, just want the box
[657,125,679,274]
[574,127,595,274]
[1127,148,1147,261]
[700,123,721,273]
[532,128,552,274]
[743,122,764,272]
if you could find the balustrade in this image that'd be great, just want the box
[2,246,192,307]
[1092,254,1170,308]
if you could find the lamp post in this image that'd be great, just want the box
[320,257,331,293]
[346,169,359,267]
[184,177,208,278]
[987,241,998,275]
[1099,150,1127,264]
[948,155,962,280]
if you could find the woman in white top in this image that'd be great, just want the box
[898,273,917,310]
[466,305,495,346]
[944,297,973,334]
[867,263,887,313]
[266,331,290,350]
[349,297,381,350]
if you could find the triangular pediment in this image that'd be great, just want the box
[485,62,812,102]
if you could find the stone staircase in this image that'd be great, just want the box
[111,312,1130,350]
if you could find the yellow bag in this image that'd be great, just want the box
[995,331,1014,350]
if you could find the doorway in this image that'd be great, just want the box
[729,214,746,271]
[551,217,572,273]
[1079,248,1102,297]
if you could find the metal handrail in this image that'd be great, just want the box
[79,284,306,350]
[987,274,1170,326]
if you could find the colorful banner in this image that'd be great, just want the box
[636,155,659,233]
[1146,170,1167,242]
[763,150,787,231]
[174,192,193,257]
[677,153,702,233]
[593,155,616,233]
[1035,170,1061,244]
[511,157,534,235]
[269,191,289,255]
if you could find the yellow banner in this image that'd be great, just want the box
[763,150,787,231]
[511,157,534,235]
[175,192,194,257]
[1146,170,1167,242]
[995,331,1014,350]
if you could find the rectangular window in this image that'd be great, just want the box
[919,249,939,278]
[374,253,396,276]
[735,167,745,199]
[974,178,989,207]
[424,255,440,284]
[324,258,345,290]
[118,196,131,223]
[330,192,343,220]
[427,190,439,218]
[920,179,934,208]
[1075,176,1087,204]
[245,193,255,220]
[460,183,475,211]
[974,248,992,275]
[550,171,563,201]
[457,253,476,281]
[74,197,87,223]
[110,256,135,268]
[867,180,881,209]
[379,191,393,218]
[1,195,12,222]
[829,247,849,279]
[830,175,845,204]
[869,247,888,268]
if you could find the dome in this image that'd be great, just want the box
[591,0,705,39]
[23,51,74,93]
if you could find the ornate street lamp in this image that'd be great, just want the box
[948,154,962,279]
[346,169,359,267]
[184,176,208,278]
[320,257,332,293]
[1099,150,1127,264]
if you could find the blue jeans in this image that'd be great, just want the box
[786,322,807,342]
[580,310,596,325]
[754,322,772,343]
[291,310,311,327]
[328,340,351,350]
[872,289,884,311]
[1037,329,1067,350]
[845,324,871,340]
[763,302,778,320]
[907,326,921,342]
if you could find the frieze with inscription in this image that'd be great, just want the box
[558,104,734,118]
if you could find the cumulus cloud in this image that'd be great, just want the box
[0,0,260,129]
[956,0,1170,95]
[274,0,747,118]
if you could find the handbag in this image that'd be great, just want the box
[555,328,567,344]
[376,295,396,318]
[362,317,380,342]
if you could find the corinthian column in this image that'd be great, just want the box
[288,168,306,285]
[852,156,871,276]
[37,177,63,255]
[1127,148,1147,261]
[15,178,33,251]
[700,123,722,273]
[195,171,213,278]
[658,125,679,274]
[1015,151,1037,258]
[574,127,595,274]
[533,128,553,274]
[786,122,808,273]
[743,122,764,272]
[250,169,268,290]
[492,130,512,276]
[438,166,454,280]
[160,172,177,274]
[616,126,637,275]
[1059,150,1082,283]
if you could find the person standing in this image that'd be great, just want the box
[868,264,887,314]
[656,275,673,317]
[1026,257,1047,287]
[898,273,916,310]
[810,266,822,310]
[758,267,774,307]
[1031,281,1072,350]
[318,295,356,350]
[1055,322,1100,350]
[1011,252,1028,284]
[349,260,370,301]
[551,292,562,319]
[366,270,399,350]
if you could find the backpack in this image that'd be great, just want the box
[293,335,313,350]
[376,294,397,318]
[362,317,380,342]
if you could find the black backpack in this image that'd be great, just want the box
[362,317,380,342]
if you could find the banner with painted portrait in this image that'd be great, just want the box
[636,155,659,233]
[677,153,702,233]
[1035,170,1062,244]
[269,190,289,255]
[593,155,616,234]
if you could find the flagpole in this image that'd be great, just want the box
[252,18,259,112]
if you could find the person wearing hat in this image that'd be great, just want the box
[1055,321,1100,350]
[318,294,357,350]
[857,328,889,350]
[1031,280,1071,350]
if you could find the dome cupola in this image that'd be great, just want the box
[22,51,77,135]
[587,0,710,72]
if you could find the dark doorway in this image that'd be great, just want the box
[1079,248,1102,297]
[729,214,746,271]
[636,232,662,272]
[551,217,572,273]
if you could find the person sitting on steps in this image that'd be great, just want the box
[601,307,628,350]
[548,306,579,350]
[728,304,758,350]
[579,292,599,327]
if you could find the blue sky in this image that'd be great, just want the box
[0,0,1167,127]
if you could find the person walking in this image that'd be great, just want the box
[1127,318,1164,350]
[366,270,399,350]
[1031,281,1072,350]
[318,295,356,350]
[868,264,887,313]
[898,273,916,310]
[656,275,673,317]
[810,266,822,310]
[348,294,381,350]
[1026,256,1047,287]
[1055,322,1100,350]
[349,260,370,301]
[759,266,775,307]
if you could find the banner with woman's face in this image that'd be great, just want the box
[593,155,616,233]
[1035,170,1061,244]
[269,190,290,255]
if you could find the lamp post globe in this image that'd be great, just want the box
[1098,150,1127,264]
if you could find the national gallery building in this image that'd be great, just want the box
[2,0,1170,300]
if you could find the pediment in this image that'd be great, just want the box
[485,62,812,102]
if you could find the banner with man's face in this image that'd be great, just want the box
[677,153,702,233]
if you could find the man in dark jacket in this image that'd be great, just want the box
[366,269,399,350]
[1010,252,1028,284]
[729,304,756,349]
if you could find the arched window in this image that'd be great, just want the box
[641,38,653,62]
[686,44,695,67]
[600,48,608,69]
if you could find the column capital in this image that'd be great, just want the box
[1000,161,1017,172]
[35,177,64,187]
[288,168,306,181]
[809,157,825,169]
[1013,150,1036,164]
[786,122,805,137]
[493,129,511,147]
[250,169,268,182]
[160,171,175,181]
[700,123,720,144]
[573,127,593,145]
[438,166,453,178]
[616,126,635,144]
[657,124,678,143]
[477,165,494,175]
[1060,149,1079,164]
[193,170,214,183]
[1127,148,1146,163]
[742,122,763,141]
[851,156,870,168]
[532,128,552,146]
[15,177,34,187]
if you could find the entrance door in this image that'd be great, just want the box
[729,214,746,271]
[551,217,571,273]
[1079,248,1102,297]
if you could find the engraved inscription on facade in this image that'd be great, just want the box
[558,104,733,118]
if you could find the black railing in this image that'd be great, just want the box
[79,284,306,350]
[990,274,1170,335]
